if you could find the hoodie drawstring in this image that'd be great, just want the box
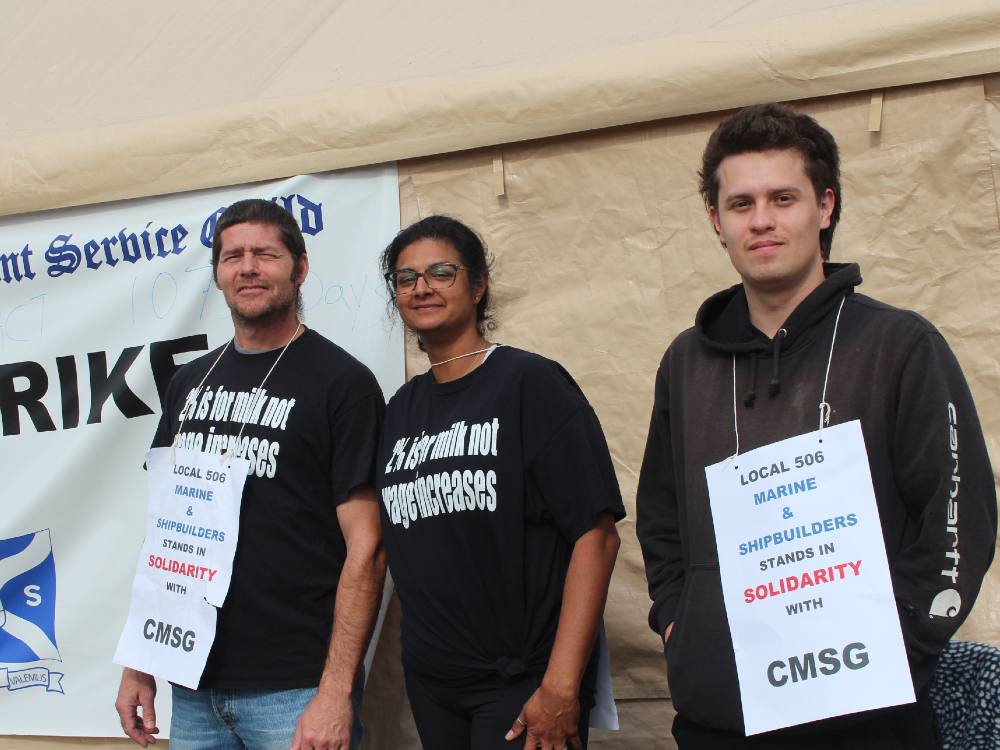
[743,328,786,407]
[769,328,787,397]
[743,352,758,407]
[731,297,847,458]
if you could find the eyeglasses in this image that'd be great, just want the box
[384,262,467,295]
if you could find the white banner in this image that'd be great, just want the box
[705,420,914,735]
[0,167,403,735]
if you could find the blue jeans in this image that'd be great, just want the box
[169,679,364,750]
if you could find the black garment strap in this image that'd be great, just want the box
[743,352,758,407]
[769,328,787,397]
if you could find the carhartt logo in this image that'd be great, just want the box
[941,403,961,586]
[929,589,962,618]
[0,530,60,663]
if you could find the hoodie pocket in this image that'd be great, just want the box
[663,565,745,733]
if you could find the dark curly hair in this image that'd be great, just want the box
[699,103,842,260]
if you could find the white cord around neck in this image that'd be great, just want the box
[430,344,496,368]
[174,342,232,447]
[731,355,740,458]
[730,296,847,458]
[172,323,303,461]
[817,297,846,437]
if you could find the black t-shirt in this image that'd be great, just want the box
[151,328,384,689]
[377,346,624,687]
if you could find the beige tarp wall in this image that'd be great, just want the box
[8,74,997,750]
[359,75,1000,749]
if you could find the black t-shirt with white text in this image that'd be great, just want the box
[151,328,384,689]
[377,346,624,687]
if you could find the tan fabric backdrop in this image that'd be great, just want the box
[3,76,999,748]
[2,0,999,218]
[362,75,1000,749]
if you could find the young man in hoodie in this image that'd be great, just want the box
[636,103,996,748]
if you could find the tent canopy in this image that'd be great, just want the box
[2,0,998,216]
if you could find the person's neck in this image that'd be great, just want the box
[232,314,303,352]
[745,268,825,340]
[423,331,492,383]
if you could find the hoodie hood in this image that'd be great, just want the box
[695,263,862,406]
[696,262,863,354]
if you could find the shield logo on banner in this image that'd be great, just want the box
[0,530,60,663]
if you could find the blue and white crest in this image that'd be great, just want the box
[0,530,60,664]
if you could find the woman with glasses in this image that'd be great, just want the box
[376,215,624,750]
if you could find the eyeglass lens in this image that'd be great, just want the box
[393,263,459,292]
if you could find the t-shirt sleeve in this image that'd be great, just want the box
[523,360,625,543]
[149,370,184,451]
[328,367,386,505]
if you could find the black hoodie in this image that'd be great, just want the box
[636,263,996,734]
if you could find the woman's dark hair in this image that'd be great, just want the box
[380,215,495,337]
[699,103,842,260]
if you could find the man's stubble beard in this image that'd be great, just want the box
[229,286,303,327]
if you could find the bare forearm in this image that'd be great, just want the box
[542,514,621,699]
[318,540,386,696]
